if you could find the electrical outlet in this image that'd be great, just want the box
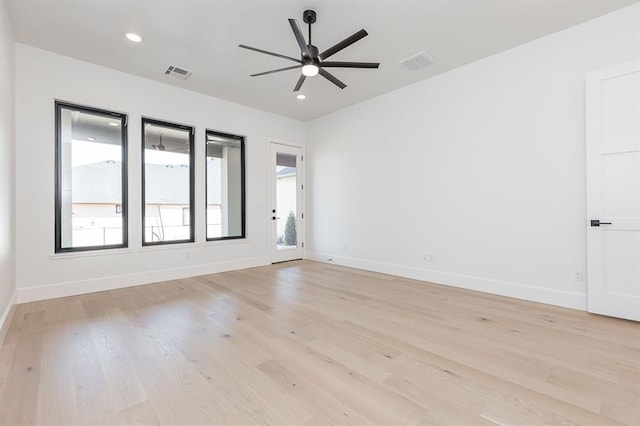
[573,271,584,281]
[423,253,433,263]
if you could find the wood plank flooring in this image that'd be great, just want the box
[0,260,638,425]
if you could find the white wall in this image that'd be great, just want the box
[0,0,15,322]
[306,4,640,310]
[14,44,305,302]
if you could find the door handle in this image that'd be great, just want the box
[590,219,612,227]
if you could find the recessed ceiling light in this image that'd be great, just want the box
[126,33,142,43]
[109,122,119,126]
[87,137,96,141]
[296,94,306,100]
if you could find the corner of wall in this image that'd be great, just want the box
[0,0,17,345]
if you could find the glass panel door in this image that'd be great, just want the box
[270,143,303,262]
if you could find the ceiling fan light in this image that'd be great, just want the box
[302,64,319,77]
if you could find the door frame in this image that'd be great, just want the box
[268,140,306,263]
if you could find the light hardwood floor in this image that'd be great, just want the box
[0,260,638,425]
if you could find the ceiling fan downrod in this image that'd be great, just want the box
[303,9,316,47]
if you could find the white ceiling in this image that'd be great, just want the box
[7,0,639,121]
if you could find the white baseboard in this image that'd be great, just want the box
[306,252,587,311]
[16,256,270,304]
[0,290,17,346]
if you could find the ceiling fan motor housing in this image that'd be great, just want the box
[305,45,320,63]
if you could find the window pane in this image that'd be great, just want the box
[143,120,194,244]
[206,131,245,240]
[55,103,127,252]
[276,153,297,249]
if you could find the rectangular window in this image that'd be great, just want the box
[206,130,245,240]
[55,101,128,253]
[142,118,194,245]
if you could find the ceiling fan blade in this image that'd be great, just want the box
[238,44,301,63]
[319,68,346,90]
[293,74,306,92]
[319,29,368,60]
[251,65,301,77]
[288,19,312,58]
[320,61,379,69]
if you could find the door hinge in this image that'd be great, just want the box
[302,242,304,248]
[301,155,304,161]
[301,212,304,219]
[301,184,304,190]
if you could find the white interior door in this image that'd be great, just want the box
[586,61,640,322]
[270,142,304,263]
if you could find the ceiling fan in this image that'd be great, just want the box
[151,135,188,152]
[239,10,379,91]
[152,135,165,151]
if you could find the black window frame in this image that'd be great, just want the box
[54,101,129,253]
[141,117,195,246]
[205,129,246,242]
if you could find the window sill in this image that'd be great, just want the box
[141,238,251,251]
[49,238,252,259]
[205,237,249,246]
[50,247,134,260]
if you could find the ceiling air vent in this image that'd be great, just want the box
[398,52,435,71]
[165,65,192,80]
